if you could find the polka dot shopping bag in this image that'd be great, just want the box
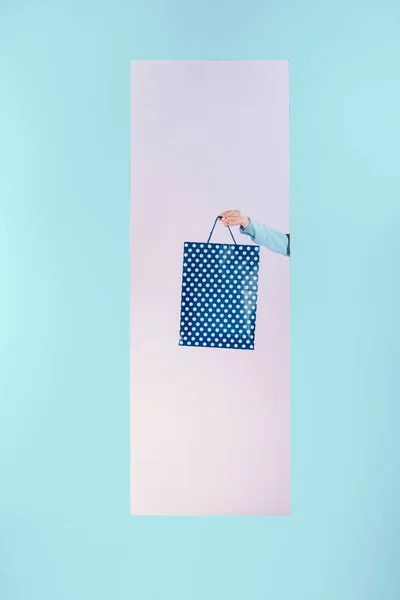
[179,216,261,350]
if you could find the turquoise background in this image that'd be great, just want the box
[1,0,399,598]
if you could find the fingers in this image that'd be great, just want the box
[219,211,242,232]
[220,211,239,226]
[221,217,241,227]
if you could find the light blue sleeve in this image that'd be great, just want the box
[240,218,290,256]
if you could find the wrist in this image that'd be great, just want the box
[241,215,250,229]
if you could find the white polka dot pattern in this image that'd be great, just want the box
[179,242,260,350]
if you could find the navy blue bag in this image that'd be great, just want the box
[178,217,260,350]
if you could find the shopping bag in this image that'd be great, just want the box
[178,217,261,350]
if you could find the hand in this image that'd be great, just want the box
[219,210,250,229]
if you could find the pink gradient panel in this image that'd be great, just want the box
[130,61,290,515]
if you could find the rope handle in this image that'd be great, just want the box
[206,216,237,245]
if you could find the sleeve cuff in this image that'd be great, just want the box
[240,218,256,240]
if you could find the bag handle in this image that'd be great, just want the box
[206,216,237,245]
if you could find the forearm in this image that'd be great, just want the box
[240,218,290,257]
